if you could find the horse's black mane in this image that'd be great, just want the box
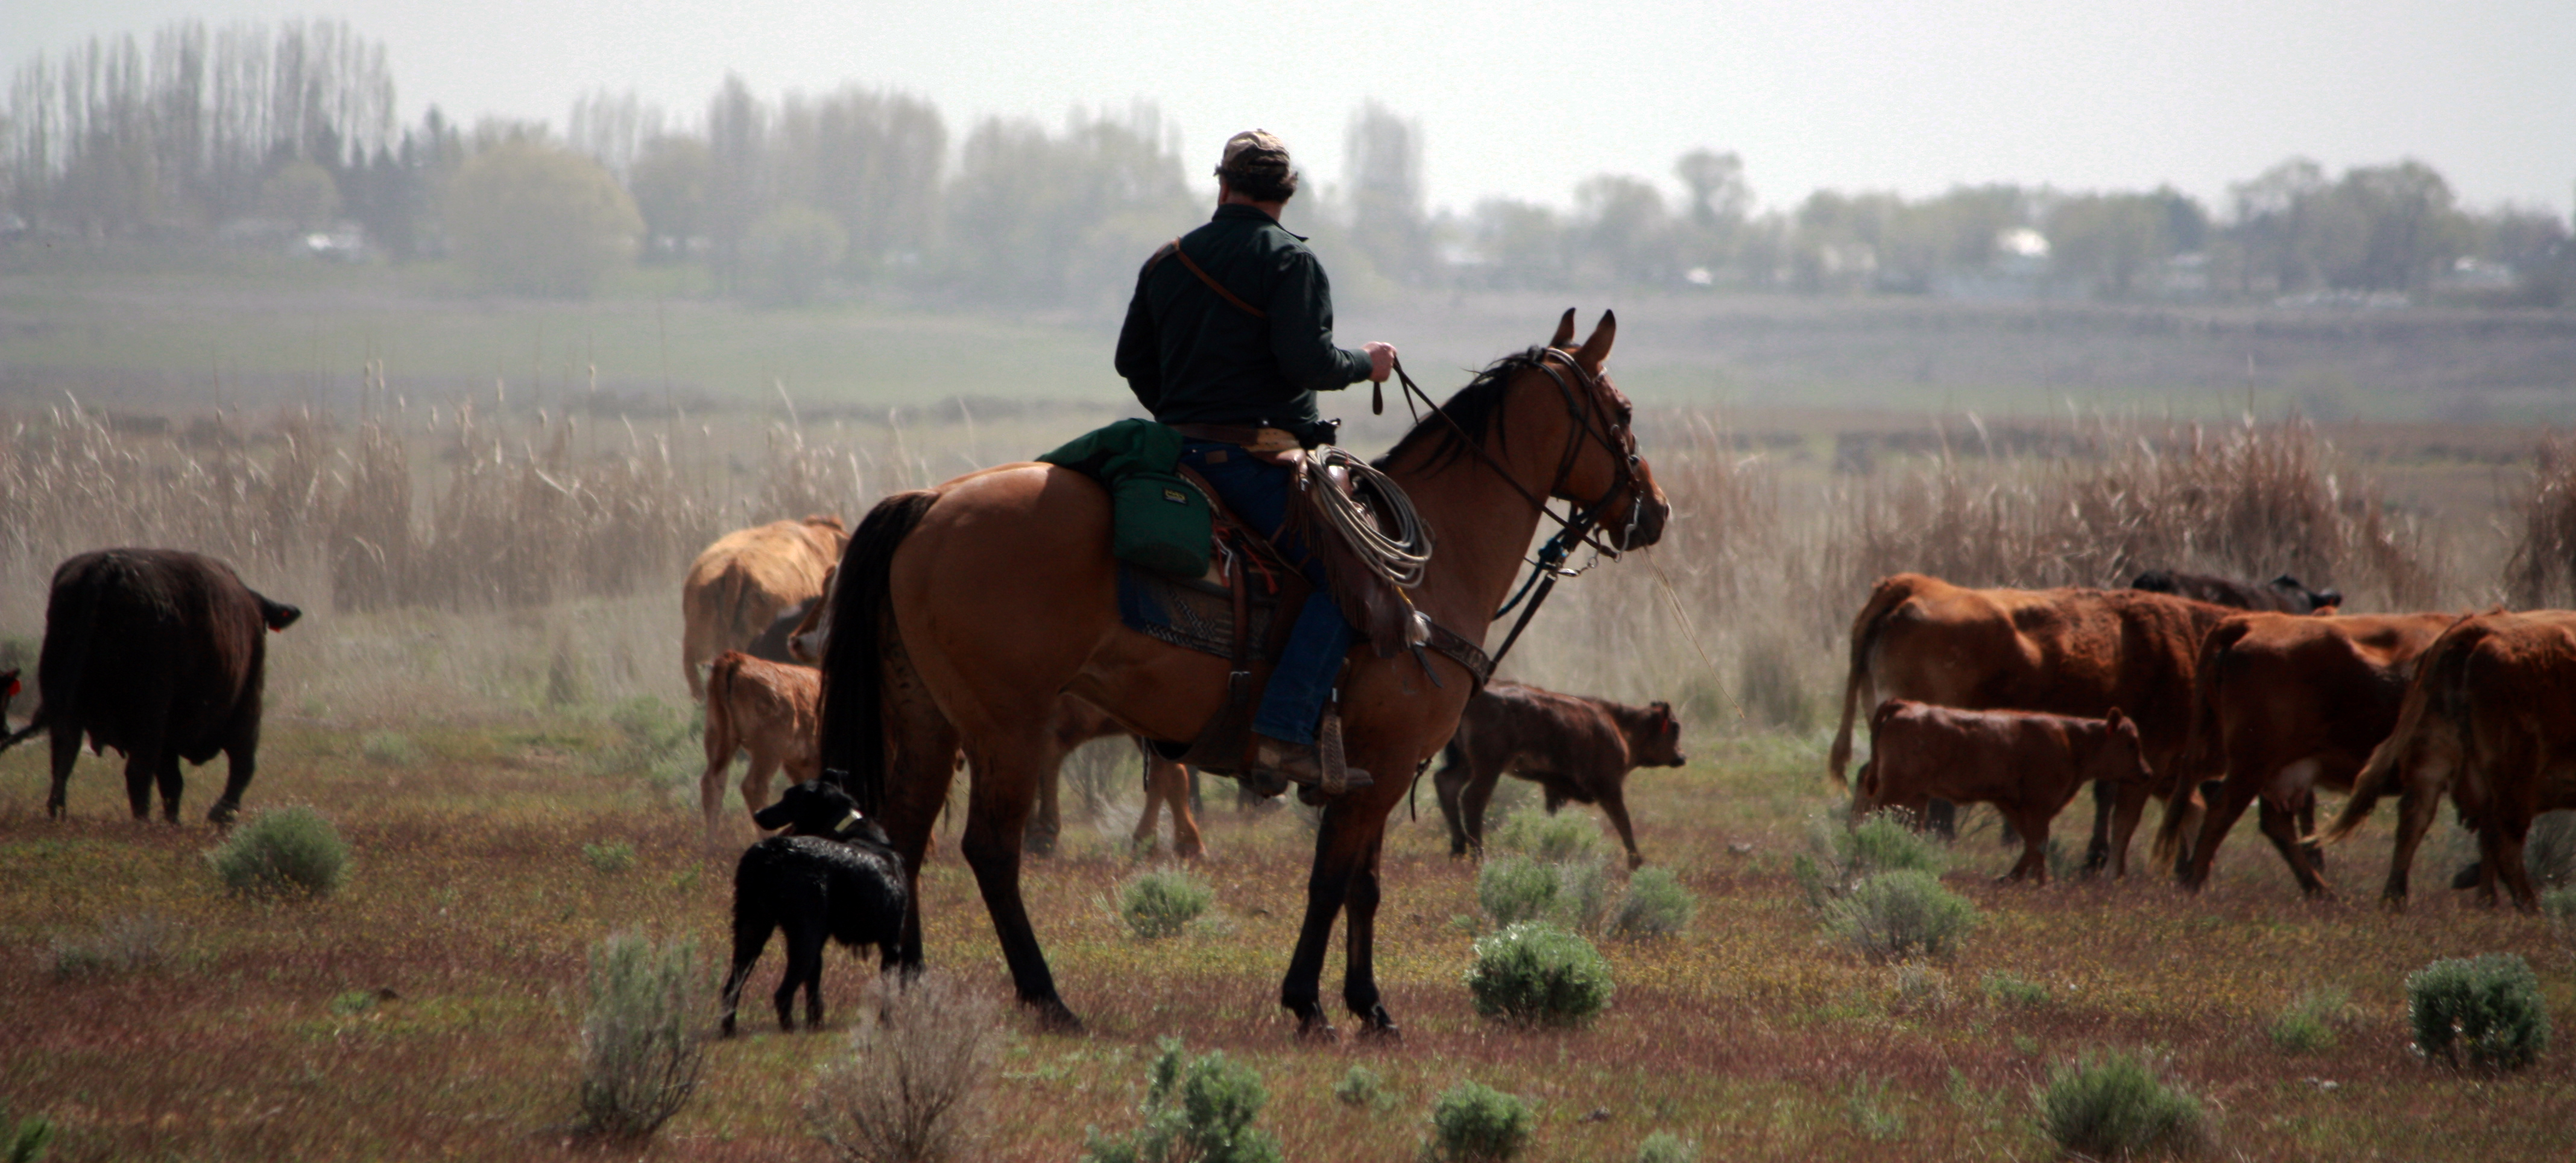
[1373,347,1550,473]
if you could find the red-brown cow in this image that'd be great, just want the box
[1433,680,1685,870]
[700,651,823,843]
[1828,573,2229,876]
[681,517,847,700]
[1854,700,2153,885]
[2320,610,2576,911]
[2161,610,2457,896]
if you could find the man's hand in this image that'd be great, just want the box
[1363,341,1397,383]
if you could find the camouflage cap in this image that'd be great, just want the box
[1216,129,1292,180]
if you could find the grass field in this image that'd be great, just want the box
[1,713,2569,1162]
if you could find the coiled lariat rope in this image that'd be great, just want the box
[1300,446,1433,588]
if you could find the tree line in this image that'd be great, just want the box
[4,20,2568,309]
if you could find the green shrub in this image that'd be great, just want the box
[1,1100,55,1163]
[1079,1039,1280,1163]
[1554,856,1615,933]
[360,731,419,767]
[1796,808,1948,907]
[1610,867,1696,939]
[1633,1130,1697,1163]
[584,840,638,875]
[1476,855,1561,925]
[2527,810,2575,887]
[577,932,710,1140]
[1465,922,1615,1026]
[1120,869,1213,939]
[1825,870,1978,962]
[49,913,172,979]
[2546,886,2576,947]
[1980,971,2051,1009]
[611,695,693,756]
[1424,1080,1533,1163]
[1843,1073,1907,1142]
[2034,1052,2208,1159]
[2407,954,2550,1070]
[1334,1063,1394,1112]
[207,806,349,898]
[1490,806,1604,863]
[806,972,1000,1163]
[2267,987,2350,1054]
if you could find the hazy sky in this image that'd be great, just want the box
[9,0,2572,218]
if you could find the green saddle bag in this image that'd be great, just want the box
[1037,418,1213,578]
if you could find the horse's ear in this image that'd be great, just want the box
[1574,309,1617,372]
[1550,308,1577,349]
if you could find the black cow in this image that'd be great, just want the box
[742,598,813,664]
[20,549,300,823]
[719,779,908,1036]
[2128,570,2340,613]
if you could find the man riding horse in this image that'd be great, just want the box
[1113,129,1400,795]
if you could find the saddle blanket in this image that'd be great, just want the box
[1116,563,1278,661]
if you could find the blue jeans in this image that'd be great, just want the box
[1179,440,1354,747]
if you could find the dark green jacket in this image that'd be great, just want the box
[1114,204,1372,432]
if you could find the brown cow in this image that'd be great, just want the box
[700,651,823,842]
[1433,680,1685,870]
[2162,610,2457,896]
[1828,573,2230,876]
[2320,610,2576,911]
[1854,700,2153,885]
[681,517,847,700]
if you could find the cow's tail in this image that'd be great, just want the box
[703,651,743,772]
[2154,618,2250,866]
[2319,615,2477,846]
[816,490,938,817]
[1827,577,1918,790]
[713,560,765,644]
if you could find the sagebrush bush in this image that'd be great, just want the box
[1465,922,1614,1026]
[1825,870,1978,962]
[577,932,709,1140]
[2268,987,2351,1054]
[1,1100,54,1163]
[1333,1063,1392,1112]
[806,973,1000,1163]
[2407,954,2550,1070]
[1477,855,1560,925]
[1490,806,1604,863]
[2545,886,2576,947]
[1424,1080,1533,1163]
[1843,1073,1907,1141]
[48,913,172,979]
[360,730,419,767]
[207,806,348,898]
[1120,869,1213,939]
[1079,1039,1280,1163]
[1795,809,1947,907]
[1610,867,1696,938]
[1980,971,2051,1009]
[583,840,637,875]
[1633,1130,1696,1163]
[2035,1052,2208,1159]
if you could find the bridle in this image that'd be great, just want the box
[1386,346,1650,668]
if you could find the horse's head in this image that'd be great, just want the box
[1543,309,1668,550]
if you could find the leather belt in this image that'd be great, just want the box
[1168,422,1301,453]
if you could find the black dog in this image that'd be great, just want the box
[719,779,908,1036]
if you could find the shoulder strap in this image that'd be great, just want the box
[1163,237,1268,319]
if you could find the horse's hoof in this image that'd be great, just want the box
[1357,1017,1402,1044]
[1296,1018,1340,1043]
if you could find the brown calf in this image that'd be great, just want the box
[1434,680,1685,869]
[1854,700,2153,885]
[700,651,822,843]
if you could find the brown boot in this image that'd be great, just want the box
[1252,734,1373,793]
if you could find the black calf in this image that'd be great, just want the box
[720,780,909,1036]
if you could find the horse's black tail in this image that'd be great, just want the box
[816,490,939,817]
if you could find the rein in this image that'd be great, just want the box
[1387,350,1646,670]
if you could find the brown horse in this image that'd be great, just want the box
[815,310,1666,1036]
